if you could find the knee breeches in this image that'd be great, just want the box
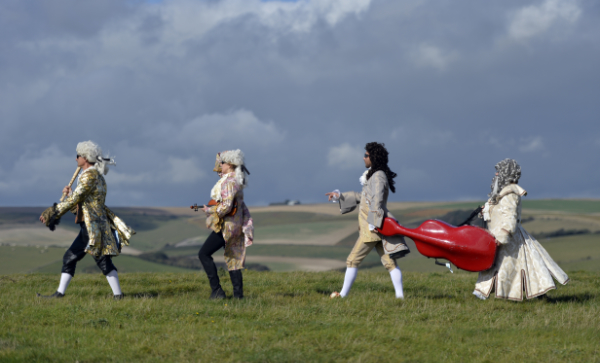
[346,238,397,271]
[61,223,116,276]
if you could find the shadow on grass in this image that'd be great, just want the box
[428,293,458,300]
[130,292,159,298]
[316,289,333,296]
[0,276,17,283]
[275,292,308,298]
[543,293,597,304]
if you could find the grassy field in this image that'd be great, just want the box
[521,199,600,214]
[0,271,598,362]
[34,254,194,274]
[1,200,599,274]
[0,246,67,274]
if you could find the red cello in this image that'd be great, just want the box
[377,218,497,272]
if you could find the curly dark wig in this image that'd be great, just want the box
[365,142,397,193]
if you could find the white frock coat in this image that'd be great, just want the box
[475,184,569,300]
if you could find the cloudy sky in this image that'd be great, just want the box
[1,0,599,207]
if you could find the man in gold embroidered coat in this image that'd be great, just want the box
[38,141,135,299]
[473,159,569,301]
[326,142,409,299]
[198,150,253,299]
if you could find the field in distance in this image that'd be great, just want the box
[1,199,599,275]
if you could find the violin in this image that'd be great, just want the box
[190,199,238,217]
[377,218,497,272]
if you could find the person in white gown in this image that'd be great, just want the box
[473,159,569,301]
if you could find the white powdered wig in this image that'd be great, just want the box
[489,158,521,201]
[76,140,116,175]
[220,149,248,188]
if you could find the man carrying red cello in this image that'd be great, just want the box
[326,142,409,299]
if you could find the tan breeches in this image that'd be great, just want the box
[346,237,397,271]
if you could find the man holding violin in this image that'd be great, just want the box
[196,150,253,299]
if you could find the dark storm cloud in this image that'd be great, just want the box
[0,0,599,207]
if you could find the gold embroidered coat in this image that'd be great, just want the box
[206,173,253,271]
[474,184,569,300]
[54,168,135,257]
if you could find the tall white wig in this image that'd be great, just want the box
[76,140,116,175]
[219,149,250,188]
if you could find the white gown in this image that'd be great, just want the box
[474,184,569,301]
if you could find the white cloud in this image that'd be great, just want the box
[107,157,204,187]
[103,109,281,190]
[409,44,458,71]
[161,109,284,150]
[0,0,598,205]
[164,0,372,35]
[327,143,364,170]
[0,109,281,201]
[508,0,581,41]
[519,136,545,152]
[488,135,545,153]
[168,157,205,184]
[20,0,372,62]
[0,145,74,194]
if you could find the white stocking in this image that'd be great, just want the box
[389,267,404,299]
[340,267,358,297]
[106,270,122,295]
[57,273,72,295]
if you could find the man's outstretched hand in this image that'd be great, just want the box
[325,192,340,202]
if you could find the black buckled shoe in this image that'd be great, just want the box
[209,287,226,300]
[37,291,64,299]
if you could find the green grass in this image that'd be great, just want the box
[33,255,194,274]
[3,201,600,277]
[522,217,600,234]
[521,200,600,214]
[0,246,195,275]
[132,218,211,251]
[423,202,485,211]
[4,228,599,277]
[161,230,600,274]
[0,246,67,274]
[251,211,354,226]
[165,244,356,260]
[538,234,600,271]
[248,244,354,259]
[0,271,598,362]
[161,244,383,272]
[257,262,302,272]
[422,199,600,214]
[254,221,355,241]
